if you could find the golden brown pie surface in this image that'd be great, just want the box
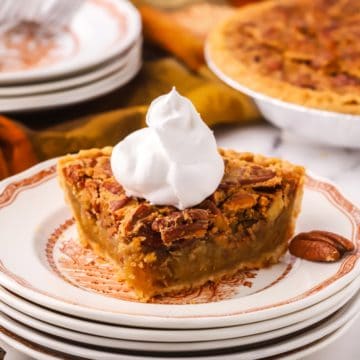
[57,147,304,301]
[208,0,360,114]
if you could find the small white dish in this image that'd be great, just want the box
[205,46,360,149]
[0,277,358,353]
[1,292,359,360]
[0,159,359,329]
[0,0,141,84]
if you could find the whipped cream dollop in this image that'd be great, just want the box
[110,88,224,210]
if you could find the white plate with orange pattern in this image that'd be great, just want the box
[0,159,359,329]
[0,277,358,351]
[0,279,357,343]
[0,37,142,97]
[0,0,141,84]
[0,292,359,359]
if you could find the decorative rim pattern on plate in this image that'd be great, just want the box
[0,280,356,342]
[1,292,359,360]
[0,279,357,353]
[44,218,299,305]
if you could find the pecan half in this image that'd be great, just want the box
[199,199,228,232]
[308,231,354,253]
[63,164,86,188]
[124,204,154,233]
[224,165,277,186]
[103,180,123,194]
[223,192,257,211]
[289,230,355,262]
[239,166,277,185]
[100,159,113,176]
[152,209,209,245]
[198,199,221,215]
[109,197,130,211]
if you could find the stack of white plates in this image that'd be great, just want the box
[0,0,142,112]
[0,159,360,359]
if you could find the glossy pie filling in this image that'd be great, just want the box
[209,0,360,114]
[229,0,360,93]
[58,147,304,300]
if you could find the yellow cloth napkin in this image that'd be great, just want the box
[29,58,259,161]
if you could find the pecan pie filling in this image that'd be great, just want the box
[208,0,360,114]
[58,147,304,300]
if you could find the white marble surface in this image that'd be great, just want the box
[1,123,360,360]
[216,123,360,360]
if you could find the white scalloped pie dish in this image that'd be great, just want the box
[206,46,360,149]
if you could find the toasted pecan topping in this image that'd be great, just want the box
[240,166,277,185]
[152,209,209,245]
[224,164,276,186]
[101,159,113,176]
[198,199,221,215]
[61,149,304,251]
[199,200,228,233]
[62,164,86,188]
[125,204,154,233]
[109,197,131,211]
[224,192,257,211]
[103,181,123,194]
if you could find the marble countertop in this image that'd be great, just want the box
[215,123,360,360]
[1,123,360,360]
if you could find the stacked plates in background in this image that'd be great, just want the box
[0,159,360,359]
[0,0,142,112]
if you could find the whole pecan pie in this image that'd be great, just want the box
[58,147,304,300]
[208,0,360,114]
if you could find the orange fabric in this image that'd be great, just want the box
[139,1,264,70]
[229,0,263,5]
[139,5,204,71]
[0,116,38,179]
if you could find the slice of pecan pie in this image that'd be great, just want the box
[58,147,304,301]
